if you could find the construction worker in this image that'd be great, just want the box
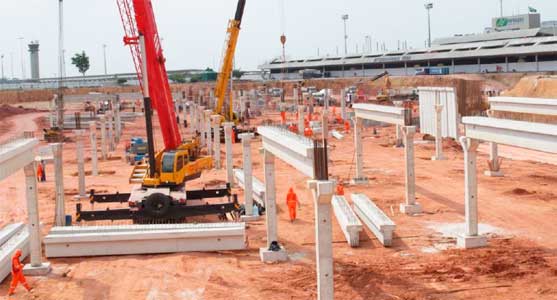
[8,249,32,296]
[286,188,300,222]
[344,120,351,133]
[40,160,46,182]
[304,126,313,138]
[36,162,44,182]
[280,111,286,125]
[336,183,345,196]
[231,128,236,144]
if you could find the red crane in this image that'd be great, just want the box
[116,0,181,150]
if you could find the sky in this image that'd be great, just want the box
[0,0,555,78]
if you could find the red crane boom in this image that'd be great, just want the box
[116,0,181,150]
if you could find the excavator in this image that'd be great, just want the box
[76,0,239,223]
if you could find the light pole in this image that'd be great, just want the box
[425,3,433,48]
[18,37,25,79]
[500,0,503,17]
[1,54,4,80]
[103,44,108,75]
[365,35,372,53]
[342,14,349,55]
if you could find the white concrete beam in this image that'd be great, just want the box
[463,117,557,154]
[44,223,246,258]
[0,224,29,283]
[332,196,362,247]
[489,96,557,116]
[353,103,408,126]
[257,126,315,178]
[0,139,38,181]
[234,169,265,207]
[352,193,396,247]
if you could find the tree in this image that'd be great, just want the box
[71,51,90,76]
[232,69,245,79]
[169,73,187,83]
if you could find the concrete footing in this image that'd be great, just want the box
[457,234,487,249]
[399,203,423,215]
[259,247,288,263]
[23,262,52,276]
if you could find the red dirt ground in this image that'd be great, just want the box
[0,103,556,299]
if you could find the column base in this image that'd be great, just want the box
[350,177,369,185]
[484,170,504,177]
[23,262,51,276]
[259,247,288,263]
[399,203,422,215]
[240,215,260,222]
[457,234,487,249]
[431,156,446,161]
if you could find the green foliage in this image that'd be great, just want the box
[232,69,245,79]
[169,73,187,84]
[71,51,90,76]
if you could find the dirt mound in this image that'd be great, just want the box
[0,104,43,119]
[503,76,557,98]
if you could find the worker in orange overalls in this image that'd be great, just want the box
[344,120,351,133]
[286,188,300,222]
[336,182,345,195]
[36,162,44,182]
[304,126,313,138]
[8,249,32,296]
[280,111,286,125]
[231,128,236,144]
[288,124,297,133]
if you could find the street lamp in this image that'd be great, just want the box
[425,3,433,48]
[499,0,503,17]
[18,37,25,79]
[103,44,108,75]
[1,54,4,80]
[342,14,349,55]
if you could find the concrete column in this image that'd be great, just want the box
[240,133,257,220]
[400,126,421,214]
[484,142,503,177]
[114,99,122,143]
[89,122,98,176]
[211,115,221,169]
[394,125,404,148]
[189,102,195,135]
[204,110,213,156]
[431,102,446,161]
[198,106,206,147]
[22,162,51,275]
[74,130,87,200]
[340,89,347,121]
[458,137,487,249]
[99,115,107,160]
[351,117,367,185]
[223,122,234,186]
[52,143,65,226]
[297,105,305,135]
[183,100,188,129]
[293,87,299,104]
[321,110,329,139]
[259,149,287,262]
[308,180,335,300]
[106,110,115,152]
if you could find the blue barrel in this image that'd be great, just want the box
[65,215,72,226]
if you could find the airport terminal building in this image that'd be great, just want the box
[260,13,557,80]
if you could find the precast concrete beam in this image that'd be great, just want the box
[352,193,396,247]
[462,117,557,154]
[332,196,362,247]
[234,168,265,207]
[0,224,29,282]
[353,103,408,126]
[488,96,557,116]
[44,223,246,258]
[0,138,38,181]
[257,126,315,178]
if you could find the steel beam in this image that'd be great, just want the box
[44,223,246,258]
[489,97,557,116]
[463,117,557,154]
[353,103,408,126]
[257,126,315,178]
[0,138,38,181]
